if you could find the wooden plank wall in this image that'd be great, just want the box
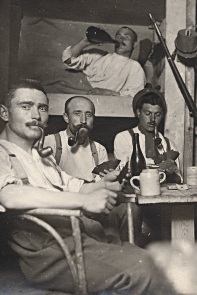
[48,94,134,117]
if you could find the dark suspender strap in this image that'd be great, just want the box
[54,133,99,167]
[90,140,99,166]
[0,144,64,191]
[54,132,62,165]
[164,136,171,151]
[128,129,171,152]
[0,144,29,185]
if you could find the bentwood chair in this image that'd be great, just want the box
[0,207,87,295]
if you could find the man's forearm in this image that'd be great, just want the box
[65,38,90,62]
[0,184,85,210]
[0,184,118,215]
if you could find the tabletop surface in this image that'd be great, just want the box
[124,185,197,204]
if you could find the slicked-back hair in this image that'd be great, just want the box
[64,96,95,115]
[3,79,48,107]
[117,26,138,42]
[137,93,166,114]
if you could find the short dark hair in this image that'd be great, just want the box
[119,26,137,42]
[137,93,165,113]
[64,96,95,115]
[3,79,48,107]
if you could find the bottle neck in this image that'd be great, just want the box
[132,133,140,150]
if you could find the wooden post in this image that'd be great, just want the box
[165,0,196,181]
[9,0,23,85]
[0,0,22,133]
[0,0,10,103]
[184,0,196,174]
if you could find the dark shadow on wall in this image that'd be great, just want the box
[46,116,139,153]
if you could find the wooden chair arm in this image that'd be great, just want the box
[25,208,82,217]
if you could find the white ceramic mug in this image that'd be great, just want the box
[130,168,166,196]
[187,166,197,185]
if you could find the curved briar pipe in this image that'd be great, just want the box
[68,130,79,147]
[37,126,53,158]
[154,126,163,149]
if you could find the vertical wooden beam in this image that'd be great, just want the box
[165,0,196,181]
[171,204,195,244]
[184,0,196,176]
[0,0,10,103]
[9,0,23,85]
[0,0,10,132]
[0,0,22,133]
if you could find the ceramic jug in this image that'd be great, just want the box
[130,168,166,196]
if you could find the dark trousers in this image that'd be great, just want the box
[10,231,177,295]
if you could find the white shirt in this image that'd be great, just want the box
[114,126,180,169]
[0,140,84,193]
[45,130,108,182]
[62,47,145,98]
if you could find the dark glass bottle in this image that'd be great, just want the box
[86,26,119,45]
[130,133,146,176]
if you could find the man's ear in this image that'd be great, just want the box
[133,41,137,49]
[0,104,9,122]
[63,112,69,124]
[136,108,140,117]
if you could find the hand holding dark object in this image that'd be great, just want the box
[158,159,178,174]
[92,159,120,175]
[158,159,182,184]
[116,162,131,184]
[154,149,180,164]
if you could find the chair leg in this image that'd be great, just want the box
[127,203,134,244]
[71,216,87,295]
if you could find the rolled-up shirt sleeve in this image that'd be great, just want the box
[0,148,22,191]
[62,46,99,71]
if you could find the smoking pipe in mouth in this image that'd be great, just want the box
[154,126,162,147]
[68,130,79,147]
[29,121,53,158]
[37,126,53,157]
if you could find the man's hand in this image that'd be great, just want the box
[82,188,117,214]
[87,88,120,96]
[100,170,122,192]
[159,159,178,175]
[99,168,114,178]
[80,170,121,194]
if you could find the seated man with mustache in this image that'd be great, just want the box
[0,79,178,295]
[45,95,128,243]
[62,26,145,98]
[45,95,108,183]
[114,87,182,244]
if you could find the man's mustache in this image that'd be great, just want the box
[115,41,126,49]
[75,124,91,132]
[26,121,45,128]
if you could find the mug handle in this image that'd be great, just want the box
[130,176,140,191]
[159,171,166,184]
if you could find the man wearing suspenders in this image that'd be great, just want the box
[45,96,127,243]
[45,95,108,182]
[114,87,182,183]
[114,87,182,244]
[0,79,178,295]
